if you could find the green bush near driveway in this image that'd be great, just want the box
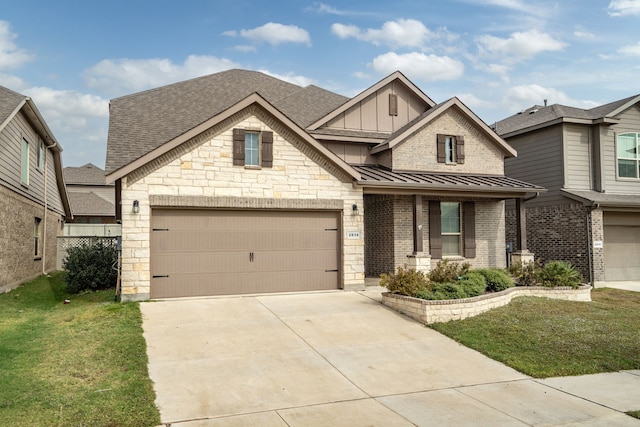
[63,240,119,294]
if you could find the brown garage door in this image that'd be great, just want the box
[150,209,341,298]
[604,212,640,281]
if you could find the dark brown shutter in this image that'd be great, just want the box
[456,135,465,164]
[463,201,476,258]
[261,131,273,167]
[232,128,245,165]
[429,200,442,259]
[437,134,446,163]
[389,94,398,116]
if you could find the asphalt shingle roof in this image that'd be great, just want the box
[0,86,26,125]
[106,69,347,175]
[494,94,640,136]
[64,163,110,185]
[68,192,115,217]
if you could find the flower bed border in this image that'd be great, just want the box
[382,285,592,324]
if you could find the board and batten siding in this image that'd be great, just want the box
[325,81,424,133]
[504,124,566,207]
[600,104,640,194]
[563,123,592,191]
[322,141,376,165]
[0,111,65,215]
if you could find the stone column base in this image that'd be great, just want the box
[407,252,431,274]
[510,250,535,265]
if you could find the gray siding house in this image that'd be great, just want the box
[106,69,541,301]
[495,95,640,285]
[0,86,72,293]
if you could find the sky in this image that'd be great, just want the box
[2,0,640,169]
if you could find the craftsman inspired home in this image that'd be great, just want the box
[0,85,72,293]
[106,69,542,301]
[495,95,640,286]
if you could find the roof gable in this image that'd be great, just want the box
[306,71,436,134]
[64,163,109,185]
[495,94,640,137]
[371,97,516,157]
[106,92,360,183]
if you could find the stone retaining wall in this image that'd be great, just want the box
[382,285,592,324]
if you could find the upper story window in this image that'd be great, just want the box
[21,138,29,185]
[233,128,274,168]
[244,132,259,166]
[437,134,465,165]
[617,132,640,179]
[37,140,45,170]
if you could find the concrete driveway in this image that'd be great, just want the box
[141,289,640,426]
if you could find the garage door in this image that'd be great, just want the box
[604,212,640,281]
[150,209,341,298]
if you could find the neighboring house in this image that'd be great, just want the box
[106,69,542,301]
[63,163,116,224]
[495,95,640,286]
[0,85,72,293]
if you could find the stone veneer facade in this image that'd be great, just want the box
[505,203,605,285]
[119,108,364,301]
[0,185,63,293]
[365,194,506,278]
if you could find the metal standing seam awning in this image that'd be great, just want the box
[352,165,545,198]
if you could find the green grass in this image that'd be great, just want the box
[430,288,640,378]
[0,273,160,426]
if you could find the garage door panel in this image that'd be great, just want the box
[604,224,640,281]
[150,209,341,298]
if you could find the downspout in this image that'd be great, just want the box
[586,203,600,285]
[41,138,58,275]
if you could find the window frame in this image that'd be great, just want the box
[616,132,640,179]
[440,201,462,257]
[445,136,456,164]
[21,137,30,185]
[37,139,45,171]
[34,217,42,259]
[244,131,260,167]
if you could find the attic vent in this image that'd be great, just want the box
[389,94,398,116]
[529,109,539,114]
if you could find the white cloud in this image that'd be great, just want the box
[370,52,464,81]
[84,55,240,95]
[619,41,640,56]
[608,0,640,16]
[331,19,432,48]
[227,23,311,47]
[574,30,596,39]
[475,29,567,62]
[468,0,546,16]
[0,21,34,70]
[256,69,316,87]
[0,73,26,90]
[503,84,599,112]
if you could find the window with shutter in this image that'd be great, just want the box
[429,200,476,258]
[232,128,274,168]
[429,200,442,259]
[436,134,465,164]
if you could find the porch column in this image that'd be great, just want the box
[407,195,431,273]
[511,197,535,265]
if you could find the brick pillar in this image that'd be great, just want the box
[589,208,605,287]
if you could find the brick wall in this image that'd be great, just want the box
[505,203,591,280]
[120,109,364,301]
[0,185,63,292]
[365,195,506,277]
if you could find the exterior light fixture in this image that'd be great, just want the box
[352,204,359,215]
[132,200,140,214]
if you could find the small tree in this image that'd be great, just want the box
[63,241,118,293]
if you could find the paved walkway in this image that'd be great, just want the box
[141,288,640,426]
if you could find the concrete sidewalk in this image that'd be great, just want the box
[141,289,640,426]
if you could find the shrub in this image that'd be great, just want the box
[508,260,542,286]
[539,261,582,289]
[63,241,118,294]
[380,266,429,297]
[428,259,471,283]
[458,271,487,297]
[476,268,514,292]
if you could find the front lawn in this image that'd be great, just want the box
[0,273,160,426]
[430,288,640,378]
